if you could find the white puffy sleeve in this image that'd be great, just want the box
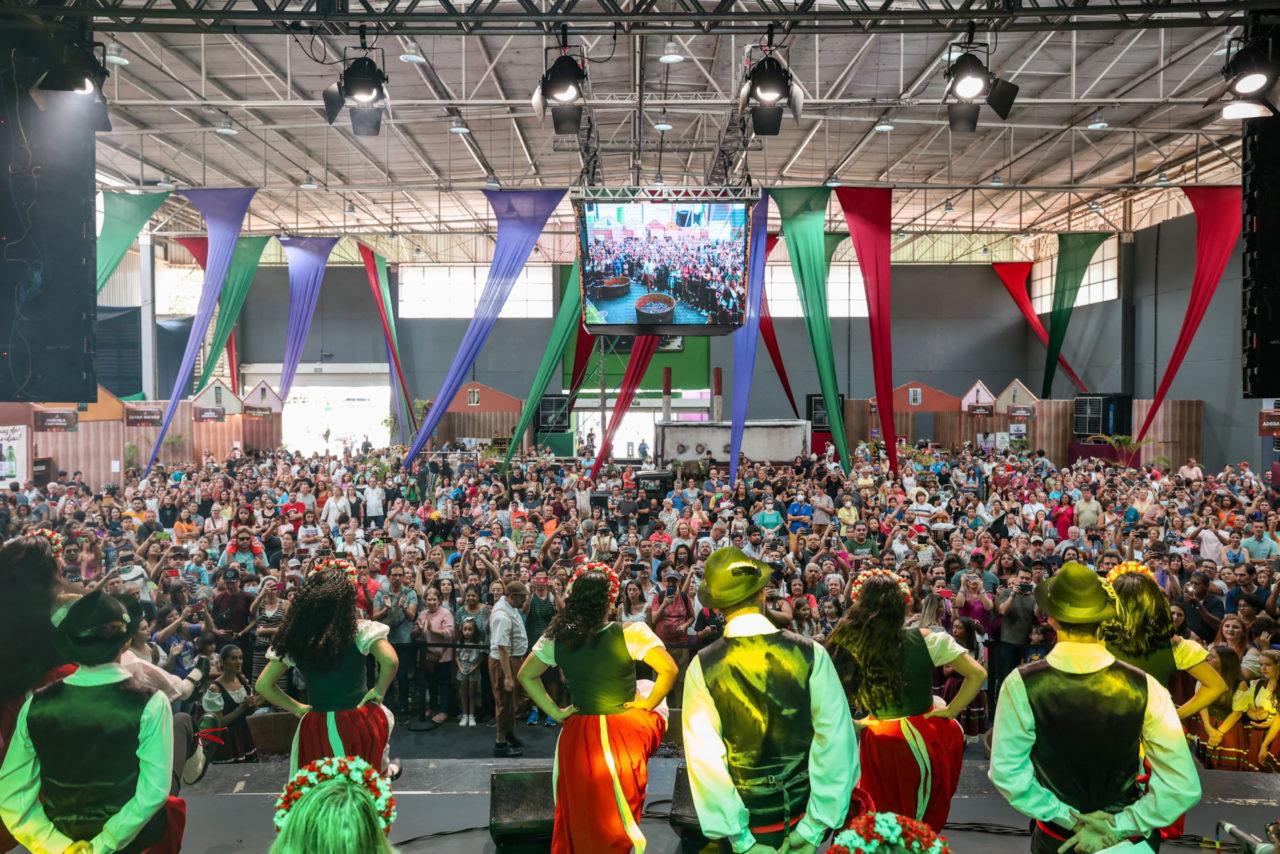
[356,619,391,655]
[623,621,664,662]
[201,684,225,712]
[264,646,296,668]
[531,635,556,667]
[1172,636,1209,672]
[922,628,967,667]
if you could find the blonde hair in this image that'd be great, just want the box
[270,778,397,854]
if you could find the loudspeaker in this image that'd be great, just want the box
[536,394,571,432]
[805,393,844,431]
[488,768,555,852]
[1072,393,1132,437]
[668,762,711,853]
[0,30,98,402]
[1242,113,1280,398]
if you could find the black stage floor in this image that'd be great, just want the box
[167,757,1280,853]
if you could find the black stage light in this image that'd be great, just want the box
[532,25,588,135]
[1204,34,1279,122]
[1227,44,1278,96]
[748,55,791,103]
[31,41,111,131]
[946,52,989,101]
[321,27,388,136]
[543,54,586,104]
[739,26,803,137]
[941,24,1019,133]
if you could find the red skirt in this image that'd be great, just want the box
[1242,721,1280,772]
[849,713,965,834]
[552,708,666,854]
[293,704,392,774]
[1185,715,1251,771]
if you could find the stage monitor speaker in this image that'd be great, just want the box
[536,394,571,433]
[669,762,710,853]
[488,768,554,852]
[805,393,845,431]
[1243,113,1280,398]
[0,30,98,402]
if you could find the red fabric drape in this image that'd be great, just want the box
[836,188,899,474]
[590,335,660,479]
[226,330,239,394]
[1135,186,1243,443]
[358,243,416,430]
[760,233,800,418]
[175,236,208,270]
[992,262,1089,394]
[569,320,596,399]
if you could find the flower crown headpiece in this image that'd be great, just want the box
[568,561,620,602]
[273,756,396,835]
[849,567,912,605]
[30,528,65,558]
[311,557,358,585]
[829,812,951,854]
[1105,560,1157,588]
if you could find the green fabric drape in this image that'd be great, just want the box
[195,236,270,393]
[96,192,170,292]
[503,266,584,472]
[773,187,850,472]
[1042,233,1109,398]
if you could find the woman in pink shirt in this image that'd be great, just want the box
[415,587,455,723]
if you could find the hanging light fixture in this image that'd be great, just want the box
[1156,171,1171,186]
[299,172,319,190]
[344,200,356,215]
[216,115,238,135]
[1089,200,1102,212]
[1203,33,1280,122]
[399,42,426,64]
[825,177,842,188]
[654,112,673,132]
[155,174,176,190]
[322,26,390,137]
[449,117,471,135]
[873,117,895,132]
[105,42,129,67]
[942,22,1019,134]
[989,174,1004,187]
[739,25,803,136]
[659,41,684,64]
[943,198,956,213]
[1086,111,1109,130]
[484,174,501,189]
[532,25,588,135]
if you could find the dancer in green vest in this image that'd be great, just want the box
[989,561,1201,853]
[518,563,678,853]
[682,547,857,854]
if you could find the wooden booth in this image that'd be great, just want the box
[433,382,524,450]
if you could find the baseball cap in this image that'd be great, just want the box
[287,558,302,570]
[220,567,241,583]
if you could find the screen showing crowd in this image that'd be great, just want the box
[578,201,750,335]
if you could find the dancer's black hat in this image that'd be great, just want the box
[700,547,772,610]
[1035,561,1116,624]
[53,590,132,666]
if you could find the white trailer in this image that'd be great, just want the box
[653,419,811,465]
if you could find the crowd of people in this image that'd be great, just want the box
[583,230,746,324]
[1,436,1279,852]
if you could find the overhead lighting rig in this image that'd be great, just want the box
[738,25,803,136]
[941,22,1019,133]
[532,24,589,135]
[322,26,389,137]
[1204,30,1279,120]
[30,38,111,131]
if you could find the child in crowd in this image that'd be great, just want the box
[455,616,485,727]
[1022,624,1051,663]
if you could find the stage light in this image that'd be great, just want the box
[1086,111,1109,130]
[299,172,319,190]
[660,41,684,64]
[739,27,802,137]
[532,26,588,135]
[1226,44,1276,95]
[322,28,389,137]
[37,42,108,95]
[941,24,1018,133]
[1222,99,1276,119]
[874,117,895,132]
[449,117,471,135]
[105,43,129,67]
[216,116,238,135]
[654,113,673,132]
[399,43,426,64]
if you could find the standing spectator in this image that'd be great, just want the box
[363,477,386,530]
[416,587,454,724]
[489,580,530,757]
[992,566,1038,698]
[373,563,418,716]
[212,568,256,676]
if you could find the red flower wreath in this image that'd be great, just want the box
[273,755,396,834]
[829,812,951,854]
[311,557,358,585]
[26,527,65,558]
[567,561,620,602]
[849,567,912,605]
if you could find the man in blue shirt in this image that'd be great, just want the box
[786,492,813,551]
[1241,520,1279,565]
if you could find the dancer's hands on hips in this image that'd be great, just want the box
[358,689,383,707]
[292,702,313,719]
[550,704,579,723]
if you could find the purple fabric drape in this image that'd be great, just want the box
[406,189,566,464]
[729,193,771,486]
[278,236,340,400]
[145,188,257,474]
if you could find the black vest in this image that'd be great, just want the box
[1020,658,1147,816]
[558,623,636,716]
[698,630,816,830]
[26,679,154,842]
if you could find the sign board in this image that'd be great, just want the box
[1009,421,1028,437]
[243,405,273,419]
[1259,410,1280,437]
[0,425,30,482]
[193,406,225,423]
[1009,404,1035,418]
[124,406,163,427]
[34,410,78,432]
[968,404,994,416]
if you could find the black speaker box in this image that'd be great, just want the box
[488,768,555,852]
[1243,113,1280,398]
[669,762,711,853]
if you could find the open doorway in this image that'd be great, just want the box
[282,384,390,455]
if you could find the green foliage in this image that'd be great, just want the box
[123,442,139,470]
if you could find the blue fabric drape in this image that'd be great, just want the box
[729,193,771,485]
[405,189,566,464]
[145,188,256,474]
[278,236,341,400]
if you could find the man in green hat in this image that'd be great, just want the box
[989,562,1200,853]
[681,547,856,854]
